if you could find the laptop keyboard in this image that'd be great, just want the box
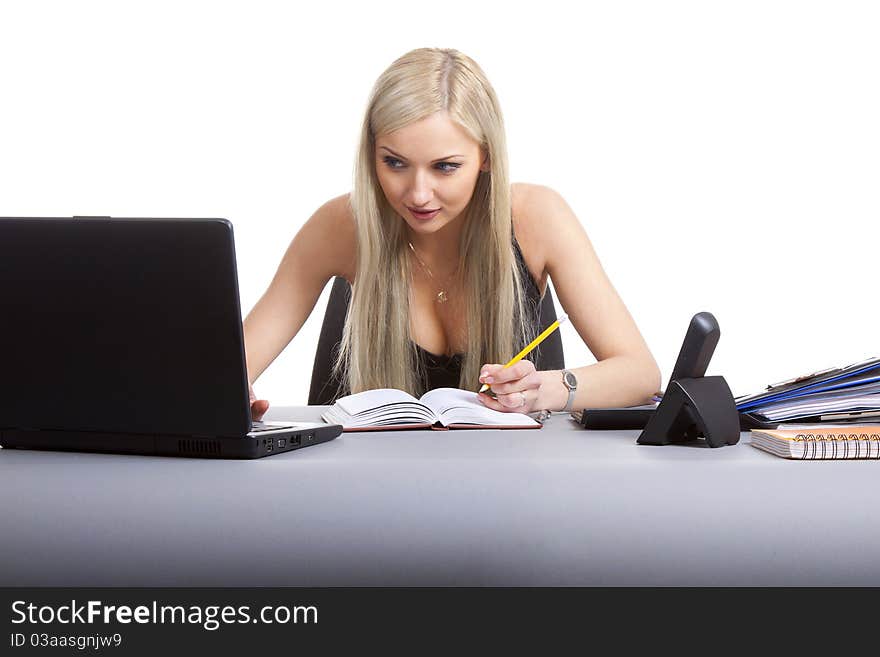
[250,421,295,433]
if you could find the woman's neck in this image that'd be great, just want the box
[405,220,464,274]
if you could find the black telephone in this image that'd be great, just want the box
[574,312,740,447]
[574,312,720,430]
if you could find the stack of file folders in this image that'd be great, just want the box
[736,356,880,429]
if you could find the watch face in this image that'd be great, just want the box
[563,371,577,389]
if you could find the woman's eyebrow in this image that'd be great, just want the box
[379,146,465,162]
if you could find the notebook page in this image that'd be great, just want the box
[419,388,539,427]
[336,388,427,416]
[322,404,436,427]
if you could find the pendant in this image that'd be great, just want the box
[436,290,449,303]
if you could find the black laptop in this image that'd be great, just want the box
[0,216,342,458]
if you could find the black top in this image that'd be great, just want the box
[308,240,565,405]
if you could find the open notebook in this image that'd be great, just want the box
[321,387,542,431]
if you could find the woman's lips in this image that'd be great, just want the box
[408,207,441,220]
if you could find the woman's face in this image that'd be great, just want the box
[375,110,489,237]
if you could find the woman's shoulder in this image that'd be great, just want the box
[511,182,571,233]
[511,182,572,287]
[306,192,357,282]
[319,192,356,229]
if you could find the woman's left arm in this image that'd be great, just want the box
[478,185,662,413]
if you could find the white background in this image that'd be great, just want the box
[2,0,877,406]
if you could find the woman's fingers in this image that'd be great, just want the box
[486,371,542,396]
[249,384,270,421]
[476,361,540,412]
[479,360,536,388]
[251,399,270,421]
[477,390,532,413]
[497,390,528,408]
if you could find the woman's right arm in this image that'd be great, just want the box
[243,193,355,388]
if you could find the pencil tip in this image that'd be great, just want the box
[478,384,488,393]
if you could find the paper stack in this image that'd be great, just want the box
[736,356,880,428]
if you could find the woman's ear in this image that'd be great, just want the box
[480,150,491,172]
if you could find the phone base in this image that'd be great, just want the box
[637,376,740,448]
[575,406,657,430]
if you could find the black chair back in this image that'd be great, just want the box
[308,277,565,405]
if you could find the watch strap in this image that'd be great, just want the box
[562,370,577,412]
[564,388,576,413]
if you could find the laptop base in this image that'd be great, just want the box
[0,422,341,459]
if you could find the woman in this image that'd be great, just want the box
[244,47,661,420]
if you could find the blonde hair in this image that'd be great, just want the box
[336,48,534,397]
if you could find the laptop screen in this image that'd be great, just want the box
[0,217,252,438]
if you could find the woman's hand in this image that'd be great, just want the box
[476,360,549,414]
[249,384,270,422]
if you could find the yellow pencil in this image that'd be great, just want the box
[478,314,569,393]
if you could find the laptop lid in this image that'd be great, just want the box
[0,217,253,439]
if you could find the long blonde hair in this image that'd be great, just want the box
[336,48,534,397]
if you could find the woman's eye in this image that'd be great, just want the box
[382,156,459,173]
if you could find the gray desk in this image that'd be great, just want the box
[2,407,878,586]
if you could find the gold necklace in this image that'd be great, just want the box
[407,241,457,304]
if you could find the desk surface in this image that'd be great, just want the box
[2,407,879,586]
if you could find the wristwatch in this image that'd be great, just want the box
[561,369,578,412]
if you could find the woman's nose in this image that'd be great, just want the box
[408,169,434,206]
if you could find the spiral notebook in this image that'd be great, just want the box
[750,426,880,460]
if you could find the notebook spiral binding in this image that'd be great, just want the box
[793,431,880,460]
[793,432,880,441]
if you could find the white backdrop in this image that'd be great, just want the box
[2,0,877,406]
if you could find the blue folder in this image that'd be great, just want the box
[736,356,880,413]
